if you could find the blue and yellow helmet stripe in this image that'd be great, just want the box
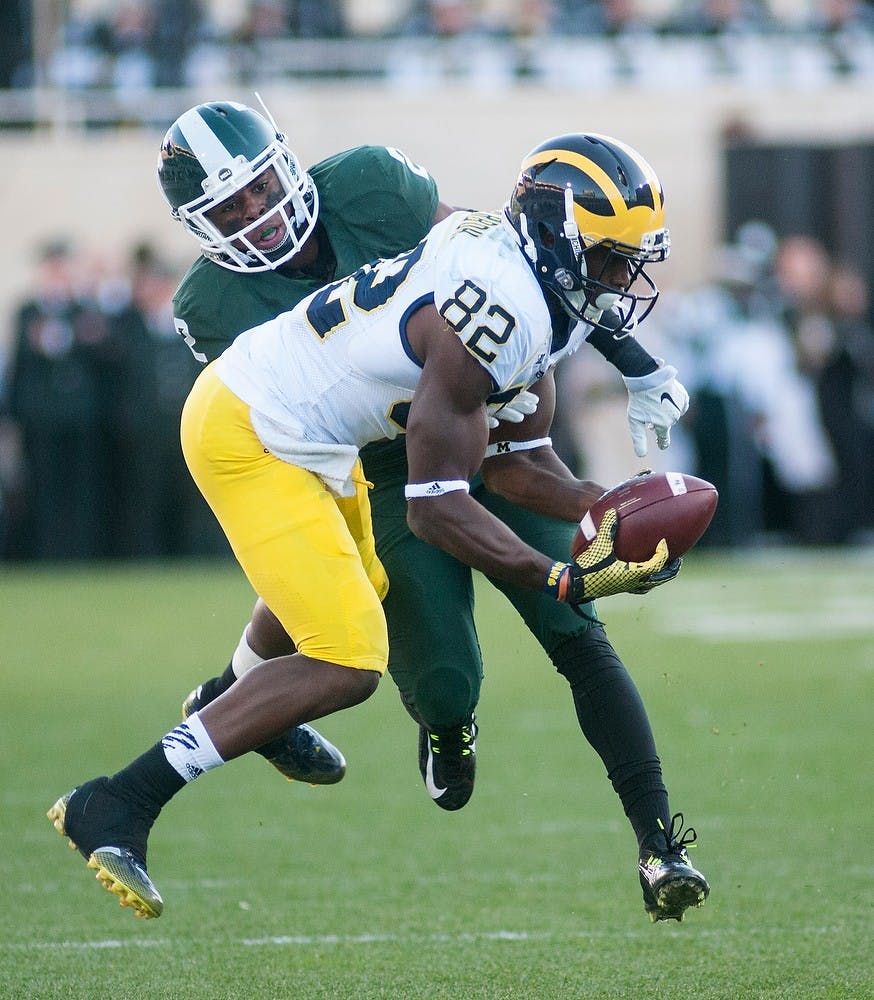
[520,133,666,253]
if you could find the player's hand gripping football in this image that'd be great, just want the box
[549,508,682,603]
[622,365,690,458]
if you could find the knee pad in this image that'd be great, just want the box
[408,666,479,732]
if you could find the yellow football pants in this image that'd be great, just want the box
[180,364,389,673]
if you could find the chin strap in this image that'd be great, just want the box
[512,209,538,265]
[562,185,581,244]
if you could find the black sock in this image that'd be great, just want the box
[195,662,238,707]
[109,743,186,824]
[552,627,670,853]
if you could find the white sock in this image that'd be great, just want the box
[231,625,265,679]
[161,711,225,782]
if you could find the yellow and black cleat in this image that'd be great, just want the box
[47,792,164,919]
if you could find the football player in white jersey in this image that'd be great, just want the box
[48,133,708,924]
[212,209,590,493]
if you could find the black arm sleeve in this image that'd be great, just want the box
[585,314,659,378]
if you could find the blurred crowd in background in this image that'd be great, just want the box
[1,220,872,561]
[2,1,874,93]
[0,241,228,561]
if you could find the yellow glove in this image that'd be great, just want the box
[546,508,681,604]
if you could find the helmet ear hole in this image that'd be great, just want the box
[538,222,556,250]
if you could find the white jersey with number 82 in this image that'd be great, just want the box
[215,210,590,494]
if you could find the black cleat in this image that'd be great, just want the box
[47,777,163,919]
[639,813,710,922]
[260,723,347,785]
[182,684,346,786]
[418,718,477,811]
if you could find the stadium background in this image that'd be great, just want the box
[1,79,872,324]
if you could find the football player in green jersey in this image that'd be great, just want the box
[46,105,708,923]
[158,102,459,790]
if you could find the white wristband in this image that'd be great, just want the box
[484,436,552,459]
[405,480,470,499]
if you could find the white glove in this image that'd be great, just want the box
[487,390,539,429]
[622,365,689,457]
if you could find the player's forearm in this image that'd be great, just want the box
[406,493,553,590]
[481,449,603,522]
[584,312,659,377]
[490,474,601,522]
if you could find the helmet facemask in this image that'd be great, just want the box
[175,139,319,273]
[514,182,668,333]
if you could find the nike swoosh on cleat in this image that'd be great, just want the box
[424,748,446,800]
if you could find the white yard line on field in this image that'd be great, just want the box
[8,924,849,952]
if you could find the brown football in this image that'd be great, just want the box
[573,472,718,563]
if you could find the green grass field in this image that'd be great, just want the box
[1,551,872,999]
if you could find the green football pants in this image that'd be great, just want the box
[363,438,596,732]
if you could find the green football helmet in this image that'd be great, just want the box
[157,101,318,272]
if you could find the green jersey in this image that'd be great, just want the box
[172,144,440,364]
